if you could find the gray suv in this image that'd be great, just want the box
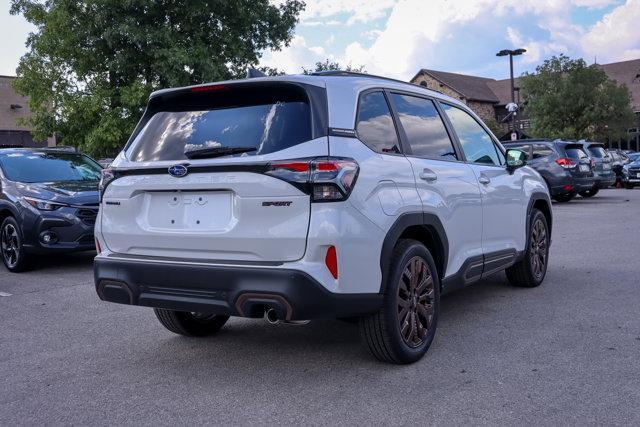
[578,142,615,197]
[0,148,101,272]
[504,140,594,202]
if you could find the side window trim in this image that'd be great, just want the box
[437,100,506,167]
[354,88,405,156]
[385,89,464,163]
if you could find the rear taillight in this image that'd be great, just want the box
[265,157,359,202]
[591,158,596,169]
[99,168,116,202]
[555,157,576,168]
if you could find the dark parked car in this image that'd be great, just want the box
[504,140,594,202]
[578,142,615,196]
[0,148,102,272]
[622,157,640,188]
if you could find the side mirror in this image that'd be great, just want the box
[506,149,527,173]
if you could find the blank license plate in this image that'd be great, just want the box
[579,165,589,172]
[603,164,611,170]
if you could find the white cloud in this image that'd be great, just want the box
[571,0,619,9]
[581,0,640,62]
[300,0,396,24]
[260,35,332,73]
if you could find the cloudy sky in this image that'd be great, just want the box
[1,0,639,80]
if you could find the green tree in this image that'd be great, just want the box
[302,59,365,74]
[520,54,635,142]
[10,0,304,156]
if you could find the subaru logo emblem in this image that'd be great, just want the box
[168,164,188,178]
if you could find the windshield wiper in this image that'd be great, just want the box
[184,146,257,160]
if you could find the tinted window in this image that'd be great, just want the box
[588,145,607,158]
[390,94,456,160]
[0,152,102,183]
[564,146,589,160]
[532,144,555,158]
[355,91,400,154]
[441,104,503,165]
[127,93,312,162]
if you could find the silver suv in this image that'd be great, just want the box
[95,71,552,364]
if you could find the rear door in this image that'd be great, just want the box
[387,92,483,277]
[100,82,327,262]
[439,102,527,256]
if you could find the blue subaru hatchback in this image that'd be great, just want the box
[0,148,102,272]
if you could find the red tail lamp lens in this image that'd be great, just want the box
[563,185,574,191]
[95,238,102,254]
[325,246,338,279]
[555,157,575,168]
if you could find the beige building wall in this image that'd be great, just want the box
[0,76,55,147]
[412,74,496,124]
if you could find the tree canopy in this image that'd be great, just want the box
[10,0,304,156]
[520,55,635,142]
[302,59,365,74]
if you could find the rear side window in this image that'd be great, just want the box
[564,146,589,160]
[441,103,503,165]
[355,91,400,154]
[532,144,555,159]
[588,145,607,158]
[390,94,457,160]
[127,86,312,162]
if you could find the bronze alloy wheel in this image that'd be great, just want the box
[397,256,435,348]
[1,223,20,269]
[529,217,548,280]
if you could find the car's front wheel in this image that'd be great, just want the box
[579,187,599,198]
[359,239,440,364]
[506,208,549,287]
[153,309,230,336]
[1,216,31,273]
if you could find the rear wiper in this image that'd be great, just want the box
[184,146,257,160]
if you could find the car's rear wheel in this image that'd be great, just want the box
[359,239,440,364]
[1,217,31,273]
[153,309,230,336]
[506,208,549,288]
[553,193,574,203]
[579,187,599,197]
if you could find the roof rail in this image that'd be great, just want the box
[310,70,431,89]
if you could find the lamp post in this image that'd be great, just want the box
[496,48,526,139]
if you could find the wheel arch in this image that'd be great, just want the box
[0,202,17,224]
[528,192,552,242]
[380,212,448,292]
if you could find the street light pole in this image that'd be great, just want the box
[497,48,526,139]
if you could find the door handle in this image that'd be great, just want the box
[478,175,491,185]
[419,169,437,182]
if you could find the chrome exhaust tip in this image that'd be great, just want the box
[265,308,280,325]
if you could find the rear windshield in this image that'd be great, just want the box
[587,145,607,158]
[564,146,589,160]
[127,86,312,162]
[0,152,102,183]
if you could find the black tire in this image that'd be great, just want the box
[1,216,31,272]
[553,193,574,203]
[579,187,599,198]
[506,208,549,288]
[359,239,440,364]
[153,309,229,337]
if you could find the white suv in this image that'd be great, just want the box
[94,72,552,364]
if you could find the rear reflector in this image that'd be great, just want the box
[563,185,574,191]
[95,238,102,254]
[325,246,338,279]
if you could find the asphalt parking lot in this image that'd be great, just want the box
[1,188,639,425]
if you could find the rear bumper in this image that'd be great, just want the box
[593,173,616,189]
[549,176,594,195]
[94,255,382,320]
